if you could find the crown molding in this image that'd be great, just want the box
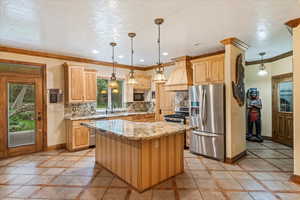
[285,18,300,28]
[220,37,249,50]
[0,45,143,71]
[245,51,293,66]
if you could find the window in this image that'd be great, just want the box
[278,81,293,112]
[96,78,124,110]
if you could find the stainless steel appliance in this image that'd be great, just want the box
[133,93,145,101]
[189,84,225,161]
[164,107,189,149]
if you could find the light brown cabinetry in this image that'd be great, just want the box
[64,63,97,104]
[155,83,175,121]
[192,54,224,85]
[129,74,151,90]
[66,120,90,151]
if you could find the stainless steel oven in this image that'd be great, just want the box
[134,93,145,101]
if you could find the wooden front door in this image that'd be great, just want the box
[0,74,44,157]
[272,73,293,147]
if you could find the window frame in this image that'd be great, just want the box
[96,76,126,111]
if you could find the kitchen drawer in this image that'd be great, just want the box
[72,120,90,127]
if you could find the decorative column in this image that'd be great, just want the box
[286,18,300,183]
[220,38,249,163]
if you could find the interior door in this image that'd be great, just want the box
[272,73,293,147]
[0,75,44,157]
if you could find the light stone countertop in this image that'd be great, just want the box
[81,119,188,140]
[65,112,154,121]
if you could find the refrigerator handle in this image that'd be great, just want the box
[202,89,207,126]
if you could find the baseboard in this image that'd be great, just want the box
[290,175,300,184]
[225,150,247,164]
[47,143,66,151]
[262,136,273,140]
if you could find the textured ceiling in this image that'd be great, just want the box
[0,0,299,66]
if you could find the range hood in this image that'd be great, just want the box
[164,56,193,91]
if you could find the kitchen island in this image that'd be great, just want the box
[81,119,186,192]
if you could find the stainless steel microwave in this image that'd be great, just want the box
[134,93,145,101]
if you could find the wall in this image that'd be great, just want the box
[0,52,143,147]
[293,25,300,176]
[245,56,293,137]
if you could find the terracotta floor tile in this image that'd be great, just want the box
[195,179,219,190]
[178,189,203,200]
[31,186,83,199]
[211,171,234,179]
[250,172,291,181]
[261,181,291,191]
[41,168,65,175]
[129,189,152,200]
[238,159,280,171]
[216,179,243,190]
[110,177,129,187]
[152,189,176,200]
[102,188,129,200]
[175,177,197,189]
[5,175,36,185]
[221,163,243,171]
[62,167,99,176]
[0,186,21,198]
[190,170,211,179]
[90,176,113,187]
[79,188,106,200]
[200,191,226,200]
[176,170,193,179]
[226,191,253,200]
[262,143,291,150]
[251,149,289,159]
[97,169,115,177]
[237,179,265,190]
[0,175,18,184]
[50,175,93,186]
[276,149,293,158]
[249,192,278,200]
[154,179,174,189]
[276,193,300,200]
[230,171,254,180]
[26,175,55,185]
[8,186,41,198]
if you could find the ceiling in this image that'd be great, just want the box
[0,0,299,67]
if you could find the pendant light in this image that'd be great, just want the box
[127,32,137,84]
[109,42,119,88]
[258,52,268,76]
[153,18,167,83]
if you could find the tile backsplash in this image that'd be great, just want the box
[126,102,153,112]
[175,91,189,110]
[65,102,97,116]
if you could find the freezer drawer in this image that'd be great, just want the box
[190,131,225,161]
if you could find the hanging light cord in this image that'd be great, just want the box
[157,23,162,72]
[112,44,115,74]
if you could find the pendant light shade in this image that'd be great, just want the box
[109,42,119,88]
[128,32,137,84]
[153,18,167,83]
[258,52,268,76]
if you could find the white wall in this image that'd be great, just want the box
[245,56,293,137]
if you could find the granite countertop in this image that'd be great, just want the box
[81,119,188,140]
[65,112,154,121]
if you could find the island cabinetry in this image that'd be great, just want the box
[95,132,184,192]
[192,54,224,85]
[63,63,97,104]
[66,119,90,151]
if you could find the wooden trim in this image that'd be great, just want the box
[220,37,249,50]
[285,18,300,28]
[190,50,225,60]
[0,45,142,71]
[47,143,66,151]
[146,61,175,71]
[225,150,247,164]
[272,72,293,80]
[0,58,46,67]
[246,51,293,66]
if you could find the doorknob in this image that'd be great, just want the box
[37,112,42,121]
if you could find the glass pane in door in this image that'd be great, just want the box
[278,81,293,113]
[8,83,36,147]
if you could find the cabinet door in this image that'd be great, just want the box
[209,57,224,83]
[73,126,89,149]
[156,84,175,121]
[84,70,97,101]
[70,66,84,102]
[193,61,209,85]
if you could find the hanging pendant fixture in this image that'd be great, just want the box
[258,52,268,76]
[127,32,137,84]
[109,42,119,88]
[153,18,167,83]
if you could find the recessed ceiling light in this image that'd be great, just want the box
[162,52,168,56]
[118,55,124,59]
[92,49,99,54]
[139,59,145,62]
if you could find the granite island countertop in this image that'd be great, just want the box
[65,111,154,121]
[81,119,188,140]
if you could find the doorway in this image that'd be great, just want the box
[272,73,293,147]
[0,60,47,158]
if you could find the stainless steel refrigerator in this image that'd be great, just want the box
[189,84,225,161]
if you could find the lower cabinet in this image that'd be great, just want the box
[66,120,90,151]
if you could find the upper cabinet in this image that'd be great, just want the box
[191,54,225,85]
[64,63,97,104]
[126,74,151,90]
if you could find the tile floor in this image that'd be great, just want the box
[0,140,298,199]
